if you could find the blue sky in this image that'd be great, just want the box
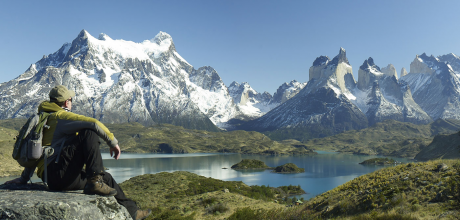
[1,0,459,94]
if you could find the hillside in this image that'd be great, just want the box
[119,171,298,219]
[0,126,22,177]
[415,132,460,161]
[100,122,316,155]
[227,159,460,220]
[300,119,460,158]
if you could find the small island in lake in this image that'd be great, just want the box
[359,158,400,165]
[231,159,270,170]
[272,163,305,173]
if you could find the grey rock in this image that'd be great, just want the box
[0,185,132,220]
[436,163,448,172]
[400,67,408,77]
[402,53,460,121]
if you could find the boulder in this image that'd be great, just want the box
[0,183,132,220]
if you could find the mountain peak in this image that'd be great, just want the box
[153,31,173,44]
[312,56,330,66]
[98,33,112,41]
[360,57,379,71]
[381,64,398,79]
[229,81,239,87]
[449,53,459,59]
[400,67,408,77]
[330,47,350,65]
[77,29,91,39]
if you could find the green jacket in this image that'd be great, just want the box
[21,101,118,181]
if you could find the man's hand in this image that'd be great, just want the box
[110,145,121,160]
[4,177,24,185]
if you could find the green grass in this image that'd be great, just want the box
[119,171,305,219]
[272,163,305,173]
[231,159,270,169]
[225,159,460,220]
[359,158,399,165]
[0,126,22,177]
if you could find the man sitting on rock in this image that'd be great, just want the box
[5,85,151,220]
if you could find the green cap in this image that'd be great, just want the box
[49,85,75,102]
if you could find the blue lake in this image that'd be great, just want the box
[0,152,412,200]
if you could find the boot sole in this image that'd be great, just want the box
[83,190,118,197]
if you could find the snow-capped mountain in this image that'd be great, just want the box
[438,53,460,74]
[227,80,307,120]
[238,48,368,134]
[2,29,460,137]
[227,81,273,119]
[353,57,432,125]
[269,80,307,105]
[400,53,460,120]
[0,30,242,131]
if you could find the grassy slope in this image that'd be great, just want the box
[0,126,22,177]
[301,159,460,219]
[415,132,460,161]
[101,123,316,155]
[120,160,460,220]
[119,171,288,220]
[226,159,460,220]
[301,119,460,158]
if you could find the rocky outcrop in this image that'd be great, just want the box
[0,184,132,220]
[381,64,398,79]
[400,67,408,77]
[409,54,436,75]
[309,48,355,96]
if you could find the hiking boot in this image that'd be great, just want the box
[83,175,117,196]
[135,209,152,220]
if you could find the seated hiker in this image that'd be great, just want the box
[5,85,151,220]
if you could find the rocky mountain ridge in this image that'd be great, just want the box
[238,48,459,137]
[0,30,291,131]
[1,30,460,137]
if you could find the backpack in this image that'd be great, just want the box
[13,112,55,186]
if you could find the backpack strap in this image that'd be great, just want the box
[43,146,54,189]
[38,111,53,189]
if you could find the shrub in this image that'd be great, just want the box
[200,197,218,207]
[206,203,229,215]
[227,207,263,220]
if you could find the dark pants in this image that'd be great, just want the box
[46,129,138,218]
